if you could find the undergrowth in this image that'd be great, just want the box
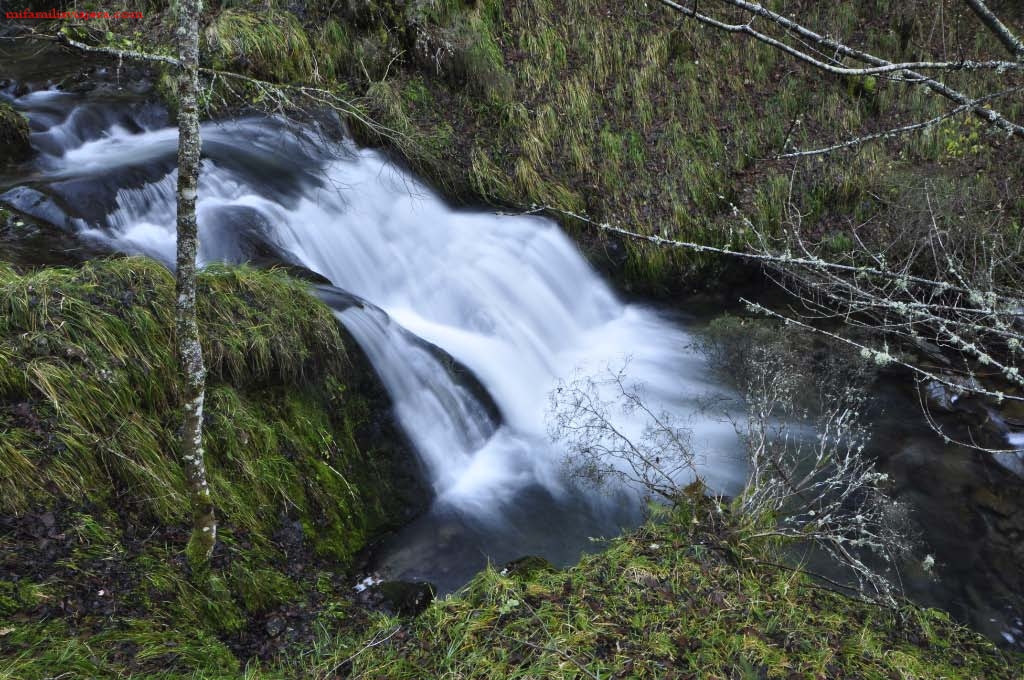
[324,0,1024,294]
[67,0,1024,294]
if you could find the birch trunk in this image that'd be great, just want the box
[175,0,216,565]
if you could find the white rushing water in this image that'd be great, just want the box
[5,104,744,584]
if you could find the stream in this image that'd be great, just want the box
[1,49,1021,650]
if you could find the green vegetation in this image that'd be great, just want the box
[6,2,1024,676]
[343,493,1019,678]
[203,9,316,84]
[0,258,422,677]
[0,101,31,165]
[314,0,1024,293]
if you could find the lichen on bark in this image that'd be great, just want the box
[174,0,217,565]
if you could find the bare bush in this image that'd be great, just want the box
[742,178,1024,456]
[546,361,698,504]
[704,317,916,603]
[547,325,917,604]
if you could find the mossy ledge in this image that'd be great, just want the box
[0,257,425,677]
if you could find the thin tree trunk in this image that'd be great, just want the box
[175,0,216,565]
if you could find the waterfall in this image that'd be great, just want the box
[2,94,745,589]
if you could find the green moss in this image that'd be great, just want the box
[0,258,405,550]
[0,257,419,677]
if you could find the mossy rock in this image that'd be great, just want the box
[0,101,31,164]
[0,257,423,559]
[501,555,556,579]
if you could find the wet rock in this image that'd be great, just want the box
[377,580,435,616]
[356,579,435,617]
[0,187,78,232]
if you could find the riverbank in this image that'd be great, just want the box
[344,493,1020,679]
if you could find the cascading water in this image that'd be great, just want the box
[5,56,1024,649]
[2,84,745,592]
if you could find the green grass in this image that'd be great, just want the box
[0,258,420,678]
[204,8,317,83]
[338,494,1019,679]
[0,258,406,552]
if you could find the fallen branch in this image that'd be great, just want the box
[529,204,1021,306]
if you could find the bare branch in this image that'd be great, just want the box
[547,362,699,503]
[740,300,1023,404]
[777,87,1024,158]
[963,0,1024,59]
[531,204,1022,306]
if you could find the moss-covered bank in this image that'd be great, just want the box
[344,494,1020,679]
[0,258,424,677]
